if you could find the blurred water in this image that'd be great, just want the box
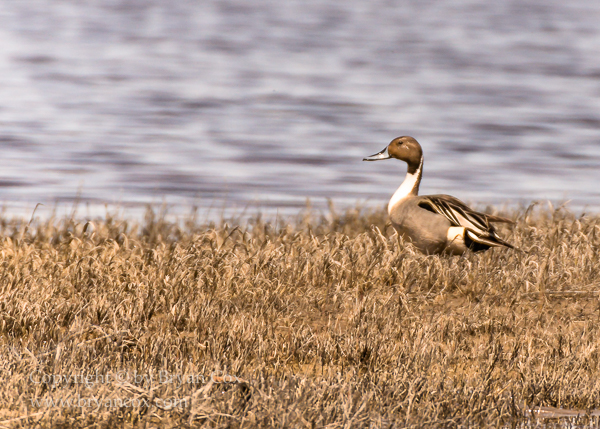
[0,0,599,219]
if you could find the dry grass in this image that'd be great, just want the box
[1,203,600,428]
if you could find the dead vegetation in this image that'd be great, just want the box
[1,203,600,428]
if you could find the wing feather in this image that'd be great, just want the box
[418,195,514,249]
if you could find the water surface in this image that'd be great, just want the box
[1,1,600,219]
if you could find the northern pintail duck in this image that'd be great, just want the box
[364,136,514,255]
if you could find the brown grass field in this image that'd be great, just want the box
[1,203,600,428]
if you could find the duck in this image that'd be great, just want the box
[363,136,514,255]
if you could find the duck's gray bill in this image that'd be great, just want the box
[363,146,391,161]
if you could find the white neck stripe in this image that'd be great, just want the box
[387,157,423,215]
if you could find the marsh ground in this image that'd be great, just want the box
[1,204,600,428]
